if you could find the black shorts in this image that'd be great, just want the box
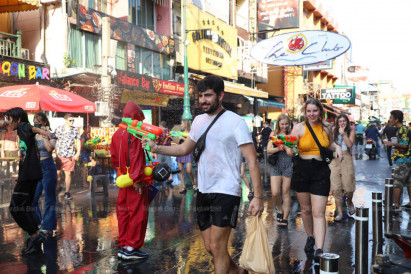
[196,192,241,231]
[291,157,331,196]
[355,134,364,145]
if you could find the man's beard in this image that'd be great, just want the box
[203,100,219,114]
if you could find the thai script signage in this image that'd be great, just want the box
[258,0,300,31]
[320,86,355,104]
[77,4,174,55]
[251,30,351,66]
[116,70,190,96]
[186,3,238,79]
[0,56,50,83]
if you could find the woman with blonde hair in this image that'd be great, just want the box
[330,114,356,221]
[290,98,343,262]
[267,114,293,227]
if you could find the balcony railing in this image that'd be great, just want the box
[0,30,23,58]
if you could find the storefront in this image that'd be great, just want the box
[114,70,192,126]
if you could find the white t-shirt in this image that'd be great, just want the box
[189,110,253,197]
[254,115,263,128]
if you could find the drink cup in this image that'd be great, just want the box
[391,137,398,144]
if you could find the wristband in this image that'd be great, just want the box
[254,195,264,200]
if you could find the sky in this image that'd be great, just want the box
[317,0,411,94]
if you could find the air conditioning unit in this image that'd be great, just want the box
[21,48,29,60]
[95,101,109,116]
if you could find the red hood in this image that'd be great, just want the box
[123,101,145,121]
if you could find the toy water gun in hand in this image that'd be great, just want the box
[170,131,189,138]
[270,135,299,155]
[85,137,104,148]
[119,118,163,151]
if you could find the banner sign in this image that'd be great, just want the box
[303,60,333,71]
[117,70,190,96]
[0,56,50,84]
[77,4,174,55]
[257,0,300,31]
[320,86,355,104]
[186,3,238,79]
[251,30,351,66]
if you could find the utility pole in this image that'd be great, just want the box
[181,0,192,120]
[100,17,113,127]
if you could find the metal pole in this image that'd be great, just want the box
[384,178,393,233]
[263,147,267,186]
[355,207,369,274]
[372,192,383,243]
[181,0,192,120]
[320,253,339,273]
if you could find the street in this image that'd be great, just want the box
[0,151,410,273]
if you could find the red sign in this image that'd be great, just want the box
[160,81,192,96]
[117,70,191,96]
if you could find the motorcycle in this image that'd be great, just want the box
[365,138,378,160]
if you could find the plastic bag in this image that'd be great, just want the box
[239,216,275,273]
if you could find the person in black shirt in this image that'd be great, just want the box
[382,124,398,166]
[5,107,52,254]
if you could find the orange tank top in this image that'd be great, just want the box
[299,122,330,155]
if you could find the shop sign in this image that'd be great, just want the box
[186,3,238,80]
[121,89,169,107]
[257,0,300,31]
[303,60,333,71]
[320,86,355,104]
[77,4,174,55]
[251,30,351,66]
[117,70,190,96]
[0,56,50,83]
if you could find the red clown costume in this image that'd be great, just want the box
[110,102,149,250]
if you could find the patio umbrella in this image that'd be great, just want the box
[0,84,96,113]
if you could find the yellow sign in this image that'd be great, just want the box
[121,89,169,107]
[186,3,238,80]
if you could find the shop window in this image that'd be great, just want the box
[68,26,101,70]
[162,55,171,80]
[142,48,153,76]
[85,32,101,69]
[153,52,161,78]
[69,26,84,67]
[134,47,142,74]
[115,42,127,71]
[129,0,155,31]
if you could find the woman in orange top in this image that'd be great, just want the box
[290,98,343,262]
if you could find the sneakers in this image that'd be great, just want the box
[402,204,411,209]
[64,192,73,200]
[117,247,126,258]
[314,248,323,262]
[304,236,315,253]
[22,231,48,255]
[120,248,149,260]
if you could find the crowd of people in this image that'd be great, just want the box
[1,75,411,272]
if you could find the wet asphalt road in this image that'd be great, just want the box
[0,149,410,273]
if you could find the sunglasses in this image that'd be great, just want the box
[68,120,74,122]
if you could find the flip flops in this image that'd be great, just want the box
[277,212,284,222]
[278,219,288,227]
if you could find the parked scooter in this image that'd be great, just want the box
[365,138,378,160]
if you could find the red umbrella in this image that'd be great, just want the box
[0,84,96,113]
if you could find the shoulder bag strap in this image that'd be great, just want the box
[200,109,226,140]
[305,121,324,150]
